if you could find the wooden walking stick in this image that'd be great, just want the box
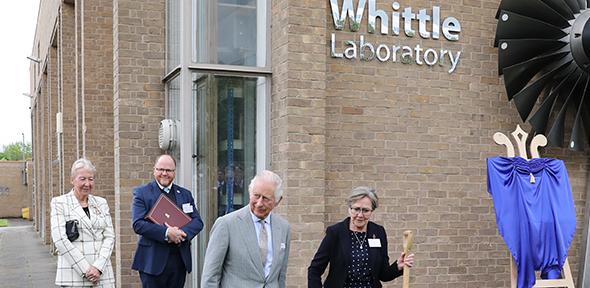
[402,230,414,288]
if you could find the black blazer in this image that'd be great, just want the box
[308,218,403,288]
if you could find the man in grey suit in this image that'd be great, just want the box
[201,170,291,288]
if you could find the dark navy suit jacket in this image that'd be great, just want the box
[131,180,203,275]
[308,218,403,288]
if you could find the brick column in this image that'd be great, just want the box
[33,99,41,233]
[49,45,59,239]
[61,3,77,176]
[72,0,117,272]
[271,0,327,286]
[40,73,51,244]
[80,0,114,203]
[113,0,166,286]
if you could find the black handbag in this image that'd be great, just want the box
[65,219,79,242]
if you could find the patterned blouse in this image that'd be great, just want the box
[343,231,374,288]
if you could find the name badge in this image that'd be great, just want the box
[182,203,194,213]
[368,238,381,247]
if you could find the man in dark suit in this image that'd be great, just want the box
[132,154,204,288]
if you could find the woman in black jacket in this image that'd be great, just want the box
[308,187,414,288]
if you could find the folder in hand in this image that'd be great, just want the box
[145,194,191,228]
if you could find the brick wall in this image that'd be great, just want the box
[61,2,77,176]
[79,0,114,204]
[0,161,31,218]
[31,0,60,245]
[31,0,116,268]
[80,0,117,273]
[113,0,166,286]
[40,72,51,244]
[49,42,59,239]
[32,92,40,233]
[271,0,330,285]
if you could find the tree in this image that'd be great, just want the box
[0,142,32,161]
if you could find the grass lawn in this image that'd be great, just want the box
[0,219,8,227]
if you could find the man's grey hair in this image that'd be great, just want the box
[70,158,96,179]
[248,170,283,203]
[346,186,379,210]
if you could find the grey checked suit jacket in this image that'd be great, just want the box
[201,206,291,288]
[50,191,115,287]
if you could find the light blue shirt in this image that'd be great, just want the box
[250,210,273,278]
[155,181,173,193]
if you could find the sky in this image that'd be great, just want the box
[0,1,39,149]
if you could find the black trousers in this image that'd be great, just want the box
[139,249,186,288]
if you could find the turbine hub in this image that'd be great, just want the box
[571,10,590,72]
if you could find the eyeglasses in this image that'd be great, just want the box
[350,207,373,215]
[154,167,175,173]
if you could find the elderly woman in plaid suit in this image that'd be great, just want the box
[51,158,115,287]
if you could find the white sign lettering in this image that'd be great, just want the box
[329,0,462,73]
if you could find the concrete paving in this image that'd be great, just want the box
[0,218,57,287]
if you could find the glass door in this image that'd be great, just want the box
[193,73,259,278]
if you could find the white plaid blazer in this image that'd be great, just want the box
[50,190,115,287]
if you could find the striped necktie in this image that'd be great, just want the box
[259,219,268,267]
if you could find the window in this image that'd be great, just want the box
[190,0,270,227]
[194,74,260,217]
[193,0,268,67]
[167,0,181,72]
[192,72,268,281]
[164,1,270,284]
[166,76,181,164]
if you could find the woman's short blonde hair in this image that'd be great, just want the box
[346,186,379,210]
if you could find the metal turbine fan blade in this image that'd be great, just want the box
[495,0,590,150]
[515,86,551,123]
[496,0,570,28]
[498,39,567,74]
[529,87,561,134]
[580,96,590,145]
[540,0,575,19]
[495,11,567,47]
[569,78,590,150]
[546,74,587,146]
[529,68,582,133]
[512,57,574,121]
[502,52,569,99]
[564,0,581,12]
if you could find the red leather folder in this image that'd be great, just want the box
[145,194,191,228]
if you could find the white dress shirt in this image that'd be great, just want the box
[250,211,273,278]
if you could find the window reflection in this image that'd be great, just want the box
[167,76,181,166]
[217,0,257,65]
[193,74,258,219]
[216,77,257,215]
[194,0,265,67]
[167,0,180,71]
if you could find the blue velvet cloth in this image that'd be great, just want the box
[487,156,576,288]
